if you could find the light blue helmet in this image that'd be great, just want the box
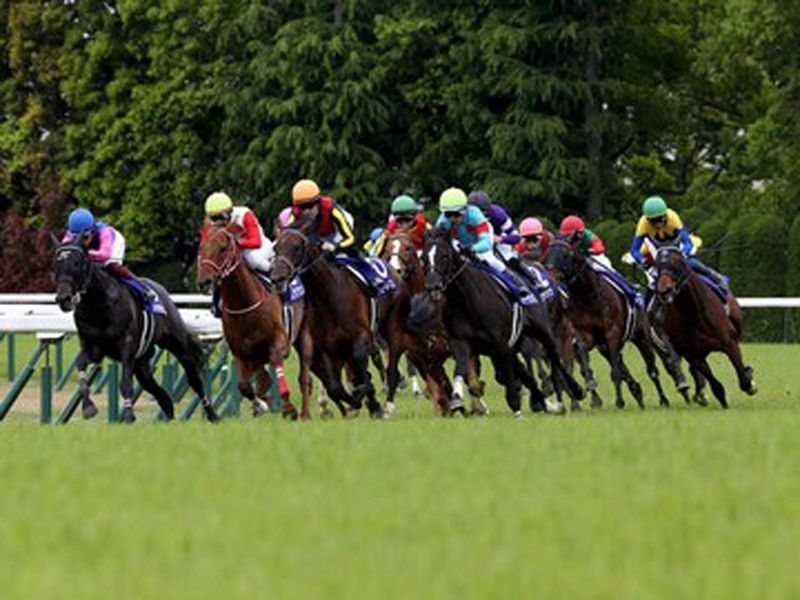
[369,227,384,243]
[68,208,96,236]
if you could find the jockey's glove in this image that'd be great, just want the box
[321,241,337,253]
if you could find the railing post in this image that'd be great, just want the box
[40,341,52,425]
[0,343,45,421]
[7,332,15,381]
[55,336,64,383]
[107,363,119,423]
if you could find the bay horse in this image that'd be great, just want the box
[651,245,757,407]
[196,222,313,419]
[270,220,397,418]
[53,240,219,423]
[544,237,674,410]
[379,230,488,416]
[414,229,583,416]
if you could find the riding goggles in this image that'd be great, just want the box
[523,235,542,243]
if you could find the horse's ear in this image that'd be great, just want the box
[50,232,61,248]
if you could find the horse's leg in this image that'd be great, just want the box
[383,325,405,417]
[618,358,645,410]
[352,334,382,418]
[519,339,545,413]
[528,324,585,404]
[599,346,626,409]
[574,337,602,409]
[691,357,727,409]
[370,341,389,392]
[690,365,709,406]
[235,358,267,417]
[512,352,555,414]
[170,342,219,422]
[492,353,522,417]
[650,327,691,403]
[631,329,670,408]
[76,350,98,419]
[297,325,314,421]
[319,352,358,417]
[466,355,489,416]
[449,340,471,416]
[406,357,422,397]
[724,341,758,396]
[132,357,176,421]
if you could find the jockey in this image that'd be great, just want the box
[515,217,551,262]
[62,208,164,314]
[559,215,613,270]
[630,195,726,288]
[371,194,430,257]
[467,191,520,262]
[436,188,531,299]
[201,192,274,317]
[290,179,358,257]
[273,206,293,237]
[364,227,384,254]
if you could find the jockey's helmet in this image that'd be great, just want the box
[205,192,233,215]
[643,196,668,220]
[292,179,321,206]
[439,188,468,213]
[68,208,96,237]
[520,217,544,237]
[391,195,419,215]
[560,215,586,236]
[467,191,491,212]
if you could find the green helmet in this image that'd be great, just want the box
[439,187,468,212]
[643,196,668,219]
[391,195,419,215]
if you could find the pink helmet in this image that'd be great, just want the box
[278,207,293,230]
[560,215,585,236]
[519,217,544,237]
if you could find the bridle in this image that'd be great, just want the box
[653,245,690,303]
[385,234,419,279]
[55,244,93,299]
[272,228,321,282]
[546,239,589,287]
[424,238,467,292]
[198,228,266,316]
[198,228,242,280]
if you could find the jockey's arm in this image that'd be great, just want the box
[88,227,116,263]
[587,230,605,255]
[630,235,647,264]
[677,227,694,256]
[471,222,493,255]
[331,205,356,249]
[237,211,262,249]
[372,231,388,257]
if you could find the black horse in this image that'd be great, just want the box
[53,241,219,423]
[412,229,583,416]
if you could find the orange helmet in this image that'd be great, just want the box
[292,179,321,206]
[559,215,585,236]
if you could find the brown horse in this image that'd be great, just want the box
[379,231,487,416]
[270,221,398,418]
[196,222,313,419]
[652,246,757,408]
[545,238,672,410]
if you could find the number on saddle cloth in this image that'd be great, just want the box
[521,263,555,303]
[472,262,536,307]
[335,256,396,297]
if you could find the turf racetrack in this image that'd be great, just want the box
[1,344,798,598]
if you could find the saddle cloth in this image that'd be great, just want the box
[473,263,536,307]
[695,273,728,303]
[521,263,556,304]
[336,256,397,297]
[120,279,167,316]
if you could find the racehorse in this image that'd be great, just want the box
[379,231,486,416]
[53,240,219,423]
[651,245,757,407]
[270,219,396,418]
[196,221,313,419]
[414,229,583,415]
[545,237,674,410]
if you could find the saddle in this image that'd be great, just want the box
[473,263,536,307]
[335,256,397,297]
[589,261,645,311]
[119,278,167,316]
[695,273,729,303]
[520,263,556,304]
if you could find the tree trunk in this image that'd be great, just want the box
[333,0,343,28]
[584,0,603,220]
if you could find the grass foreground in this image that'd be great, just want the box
[0,344,799,599]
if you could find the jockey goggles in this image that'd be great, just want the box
[209,212,230,223]
[647,215,667,226]
[443,211,464,219]
[523,234,542,243]
[394,215,415,225]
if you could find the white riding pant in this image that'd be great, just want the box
[243,236,275,274]
[476,250,507,272]
[495,242,516,262]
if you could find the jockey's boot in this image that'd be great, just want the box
[691,260,729,289]
[505,258,535,302]
[254,269,272,288]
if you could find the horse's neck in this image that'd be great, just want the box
[302,260,345,308]
[677,272,712,311]
[568,266,602,302]
[220,263,264,310]
[82,266,116,307]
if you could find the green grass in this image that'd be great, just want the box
[1,344,799,599]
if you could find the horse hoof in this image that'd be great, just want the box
[660,399,670,408]
[747,381,758,396]
[590,393,603,409]
[82,400,98,420]
[512,410,523,419]
[282,410,299,421]
[345,407,360,419]
[398,377,408,391]
[615,400,625,410]
[121,407,136,424]
[694,393,709,407]
[470,397,489,416]
[450,405,467,417]
[570,401,581,412]
[320,406,334,420]
[205,408,221,423]
[541,381,554,397]
[545,399,567,416]
[385,401,396,417]
[252,399,269,417]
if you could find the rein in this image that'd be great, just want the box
[548,240,589,288]
[274,228,322,280]
[200,228,264,316]
[55,245,93,297]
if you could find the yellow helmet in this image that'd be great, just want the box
[292,179,321,206]
[205,192,233,215]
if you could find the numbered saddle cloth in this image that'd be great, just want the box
[521,263,556,304]
[282,276,305,305]
[336,256,397,297]
[473,263,536,307]
[589,261,645,311]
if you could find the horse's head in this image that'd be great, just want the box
[381,232,419,280]
[53,242,92,312]
[196,221,241,293]
[544,234,585,285]
[653,245,690,303]
[271,218,317,292]
[422,228,463,299]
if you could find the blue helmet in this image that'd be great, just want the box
[68,208,96,236]
[369,227,384,243]
[468,191,491,212]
